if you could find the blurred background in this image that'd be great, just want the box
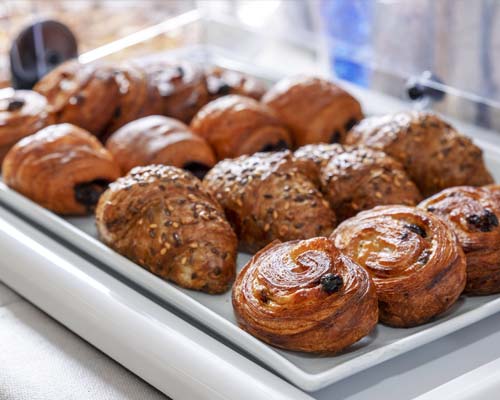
[1,0,500,130]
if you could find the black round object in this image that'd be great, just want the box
[9,20,78,89]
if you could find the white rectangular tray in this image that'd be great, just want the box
[2,59,500,392]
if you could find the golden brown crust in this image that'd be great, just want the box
[204,66,267,101]
[95,165,237,293]
[232,237,378,353]
[419,186,500,295]
[346,111,493,196]
[191,95,292,160]
[320,146,422,221]
[262,75,363,147]
[332,205,467,327]
[293,143,346,184]
[106,115,217,178]
[34,60,119,138]
[203,151,336,253]
[2,123,121,215]
[143,60,209,123]
[0,88,54,165]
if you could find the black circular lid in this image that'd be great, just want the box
[9,19,78,89]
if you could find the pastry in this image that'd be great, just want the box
[106,115,217,178]
[232,237,378,353]
[332,205,467,327]
[419,186,500,295]
[203,151,336,253]
[143,60,209,123]
[204,66,267,101]
[33,60,119,138]
[0,88,53,165]
[293,143,346,184]
[191,95,292,160]
[320,146,422,221]
[102,64,162,139]
[262,75,363,147]
[96,165,237,293]
[346,111,493,196]
[2,123,121,215]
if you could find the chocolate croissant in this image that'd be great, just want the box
[2,123,121,215]
[419,186,500,295]
[346,111,493,197]
[106,115,217,178]
[203,151,336,253]
[143,60,209,123]
[204,66,267,101]
[320,146,422,221]
[262,75,363,147]
[332,205,467,327]
[293,143,346,184]
[190,95,292,160]
[34,60,119,138]
[96,165,237,293]
[0,88,53,165]
[232,237,378,353]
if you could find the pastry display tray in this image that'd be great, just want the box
[2,53,500,393]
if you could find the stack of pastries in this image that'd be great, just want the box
[2,64,499,355]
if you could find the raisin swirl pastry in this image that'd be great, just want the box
[262,76,363,147]
[191,95,292,160]
[0,88,53,165]
[143,60,209,123]
[203,151,336,253]
[346,111,493,196]
[34,60,119,138]
[96,165,237,293]
[2,123,121,215]
[232,237,378,353]
[106,115,216,178]
[204,66,267,101]
[419,186,500,295]
[332,205,467,327]
[320,146,422,221]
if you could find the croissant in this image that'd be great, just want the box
[0,88,53,165]
[106,115,217,178]
[190,95,292,160]
[33,60,119,138]
[332,205,467,327]
[102,64,162,139]
[293,143,346,184]
[346,111,493,197]
[204,66,267,101]
[2,123,121,215]
[320,146,422,221]
[96,165,237,293]
[143,60,209,123]
[419,186,500,295]
[262,75,363,147]
[203,151,336,253]
[232,237,378,353]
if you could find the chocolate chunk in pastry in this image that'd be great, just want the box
[204,66,267,101]
[102,64,162,139]
[332,205,467,327]
[232,237,378,353]
[96,165,237,293]
[346,111,493,196]
[320,146,422,221]
[262,75,363,147]
[143,60,209,123]
[2,123,121,215]
[0,88,54,165]
[419,186,500,295]
[34,60,119,138]
[203,151,336,253]
[106,115,216,178]
[191,95,292,160]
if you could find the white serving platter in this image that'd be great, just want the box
[2,54,500,392]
